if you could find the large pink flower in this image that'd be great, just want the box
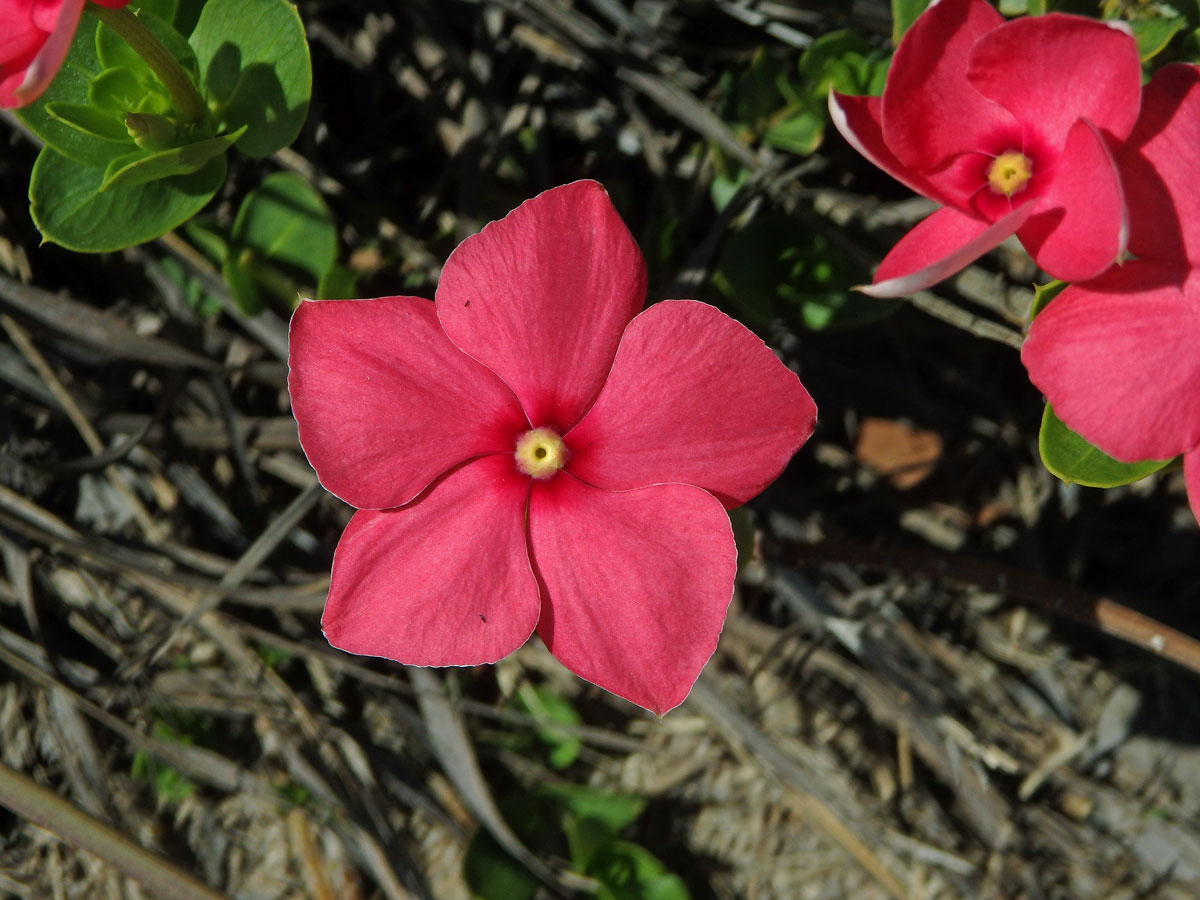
[1,0,131,109]
[288,181,817,714]
[1023,65,1200,523]
[830,0,1140,297]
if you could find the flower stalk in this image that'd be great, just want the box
[88,4,207,124]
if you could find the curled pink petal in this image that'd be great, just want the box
[529,476,736,715]
[1018,118,1126,283]
[862,203,1032,298]
[967,15,1140,147]
[323,455,540,667]
[828,91,951,203]
[437,181,646,432]
[1,0,84,109]
[567,300,816,508]
[882,0,1010,172]
[288,296,528,510]
[1120,63,1200,267]
[1022,261,1200,463]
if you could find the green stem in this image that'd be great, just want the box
[88,4,207,125]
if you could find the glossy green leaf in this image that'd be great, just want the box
[1129,17,1185,61]
[1039,404,1171,488]
[15,18,128,166]
[44,102,130,142]
[30,146,224,252]
[232,172,335,281]
[184,218,229,262]
[190,0,312,157]
[100,126,244,191]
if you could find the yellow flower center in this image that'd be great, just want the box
[987,151,1032,196]
[514,427,568,479]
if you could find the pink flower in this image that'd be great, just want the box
[288,181,817,714]
[1023,65,1200,523]
[829,0,1140,297]
[1,0,131,109]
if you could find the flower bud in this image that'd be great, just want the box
[125,112,178,150]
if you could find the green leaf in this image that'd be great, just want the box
[891,0,932,44]
[1129,17,1185,62]
[97,8,197,80]
[463,794,559,900]
[89,66,150,112]
[515,685,583,770]
[222,251,262,315]
[44,102,130,142]
[184,217,229,262]
[797,290,899,331]
[100,126,245,191]
[130,0,180,25]
[763,110,824,155]
[588,841,691,900]
[190,0,312,157]
[30,145,224,252]
[799,29,888,97]
[317,263,359,300]
[232,172,336,281]
[15,18,129,166]
[1039,404,1171,488]
[1029,279,1066,318]
[538,784,646,835]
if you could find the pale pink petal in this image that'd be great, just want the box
[1185,450,1200,525]
[1022,261,1200,462]
[323,455,540,666]
[436,181,646,433]
[967,15,1140,147]
[5,0,83,108]
[1018,118,1126,283]
[828,91,953,204]
[1120,64,1200,266]
[288,296,527,510]
[862,203,1033,298]
[529,476,736,715]
[566,301,815,508]
[882,0,1012,172]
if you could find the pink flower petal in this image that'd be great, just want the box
[323,455,540,666]
[882,0,1011,172]
[1120,64,1200,267]
[1022,261,1200,462]
[529,475,735,715]
[3,0,83,109]
[1018,118,1126,283]
[967,15,1140,148]
[862,203,1033,298]
[436,181,646,433]
[288,296,528,510]
[566,300,816,508]
[1185,450,1200,525]
[828,91,951,203]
